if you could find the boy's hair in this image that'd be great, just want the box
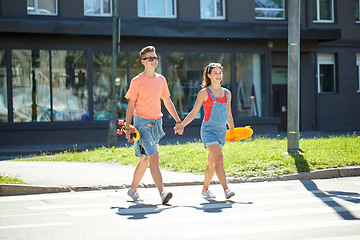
[139,46,156,58]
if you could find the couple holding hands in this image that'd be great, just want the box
[124,46,235,204]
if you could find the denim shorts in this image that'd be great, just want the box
[200,122,227,148]
[138,125,158,157]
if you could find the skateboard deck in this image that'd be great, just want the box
[225,126,253,142]
[117,120,140,143]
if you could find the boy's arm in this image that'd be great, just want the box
[125,99,135,139]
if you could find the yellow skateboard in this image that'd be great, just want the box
[225,126,253,142]
[117,120,140,143]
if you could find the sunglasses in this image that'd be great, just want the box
[142,56,159,62]
[207,63,222,73]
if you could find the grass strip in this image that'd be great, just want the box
[14,134,360,179]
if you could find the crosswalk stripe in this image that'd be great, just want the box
[172,220,360,238]
[0,222,71,230]
[114,205,360,226]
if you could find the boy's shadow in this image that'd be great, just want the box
[112,202,177,220]
[188,198,253,213]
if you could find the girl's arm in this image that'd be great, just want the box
[182,89,207,127]
[226,90,235,129]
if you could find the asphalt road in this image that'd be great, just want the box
[1,176,359,240]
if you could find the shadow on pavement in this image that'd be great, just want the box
[300,179,360,220]
[113,202,177,220]
[187,198,253,213]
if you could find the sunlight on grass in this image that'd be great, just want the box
[14,134,360,178]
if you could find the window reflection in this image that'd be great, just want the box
[12,50,51,122]
[0,50,7,122]
[93,51,112,120]
[167,52,201,119]
[51,50,88,121]
[235,54,264,117]
[115,52,128,119]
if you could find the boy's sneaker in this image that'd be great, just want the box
[225,189,235,199]
[201,190,216,199]
[161,191,173,204]
[127,188,142,202]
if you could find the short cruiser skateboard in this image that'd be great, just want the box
[117,120,140,143]
[225,126,253,142]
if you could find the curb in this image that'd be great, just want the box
[1,167,360,196]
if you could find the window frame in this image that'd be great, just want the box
[313,0,334,23]
[200,0,226,20]
[84,0,113,17]
[357,53,360,93]
[356,0,360,23]
[27,0,58,16]
[317,53,336,94]
[138,0,177,19]
[254,0,285,20]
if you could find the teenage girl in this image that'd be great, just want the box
[181,62,235,199]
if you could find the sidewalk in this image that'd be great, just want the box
[1,160,360,196]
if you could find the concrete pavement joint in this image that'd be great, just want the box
[1,167,359,196]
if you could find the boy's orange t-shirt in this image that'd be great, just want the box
[125,73,170,120]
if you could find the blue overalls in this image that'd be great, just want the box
[200,87,229,148]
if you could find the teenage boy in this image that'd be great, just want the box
[124,46,184,204]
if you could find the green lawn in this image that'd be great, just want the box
[10,133,360,180]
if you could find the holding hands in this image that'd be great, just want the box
[174,122,184,135]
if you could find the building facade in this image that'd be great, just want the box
[0,0,359,146]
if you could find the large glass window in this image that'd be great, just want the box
[84,0,112,16]
[138,0,176,18]
[27,0,57,15]
[12,50,51,122]
[235,54,266,117]
[92,51,127,120]
[0,50,7,122]
[255,0,285,20]
[167,52,201,119]
[317,53,336,93]
[201,0,226,20]
[313,0,334,23]
[51,50,88,121]
[93,51,112,120]
[115,52,128,119]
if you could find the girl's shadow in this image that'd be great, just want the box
[188,198,253,213]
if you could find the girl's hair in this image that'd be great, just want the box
[201,62,223,88]
[139,46,156,58]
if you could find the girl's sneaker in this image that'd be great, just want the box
[127,188,142,202]
[201,190,216,199]
[225,189,235,199]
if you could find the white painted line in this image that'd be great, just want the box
[0,222,71,230]
[173,220,360,238]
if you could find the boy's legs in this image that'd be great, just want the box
[148,153,164,194]
[130,155,149,190]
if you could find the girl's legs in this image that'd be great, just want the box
[130,155,149,189]
[205,144,229,191]
[202,153,215,192]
